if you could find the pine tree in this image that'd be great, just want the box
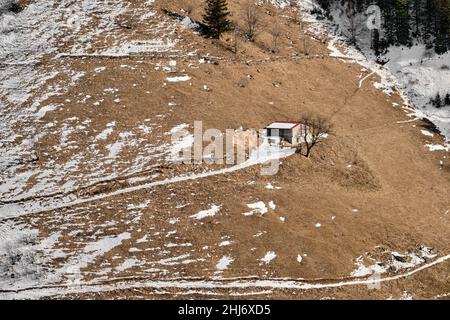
[423,0,437,48]
[445,93,450,106]
[371,29,382,56]
[314,0,450,55]
[435,0,450,54]
[395,0,412,46]
[380,1,396,46]
[434,92,442,108]
[203,0,232,39]
[411,0,423,37]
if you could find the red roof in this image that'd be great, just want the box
[266,121,302,129]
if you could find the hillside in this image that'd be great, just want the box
[0,0,449,300]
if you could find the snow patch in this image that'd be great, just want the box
[260,251,277,264]
[216,255,234,271]
[166,75,191,83]
[190,205,222,220]
[243,201,268,216]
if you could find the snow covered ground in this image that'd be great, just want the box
[0,0,187,292]
[0,135,296,218]
[0,0,195,207]
[384,46,450,141]
[2,252,449,299]
[298,0,450,144]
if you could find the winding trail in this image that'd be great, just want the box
[359,70,376,88]
[2,253,449,299]
[0,147,295,219]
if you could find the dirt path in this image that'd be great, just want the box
[2,253,449,299]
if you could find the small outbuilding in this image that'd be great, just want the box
[265,121,303,144]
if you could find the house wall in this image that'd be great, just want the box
[266,124,308,145]
[291,125,304,144]
[267,128,294,143]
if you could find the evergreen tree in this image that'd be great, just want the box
[422,0,437,48]
[315,0,450,54]
[381,0,397,46]
[434,92,442,108]
[435,0,450,54]
[203,0,232,39]
[445,93,450,106]
[371,29,382,56]
[317,0,331,11]
[395,0,412,46]
[411,0,423,37]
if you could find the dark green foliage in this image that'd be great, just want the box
[444,93,450,105]
[431,92,443,108]
[371,29,383,55]
[203,0,232,39]
[316,0,450,54]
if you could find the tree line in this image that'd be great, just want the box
[430,92,450,108]
[316,0,450,55]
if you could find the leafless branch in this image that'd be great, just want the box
[242,1,262,41]
[270,21,283,53]
[298,113,334,157]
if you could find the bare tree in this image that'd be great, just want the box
[269,20,282,53]
[297,113,333,158]
[287,0,301,26]
[242,1,262,41]
[233,26,240,54]
[342,2,362,45]
[302,36,310,55]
